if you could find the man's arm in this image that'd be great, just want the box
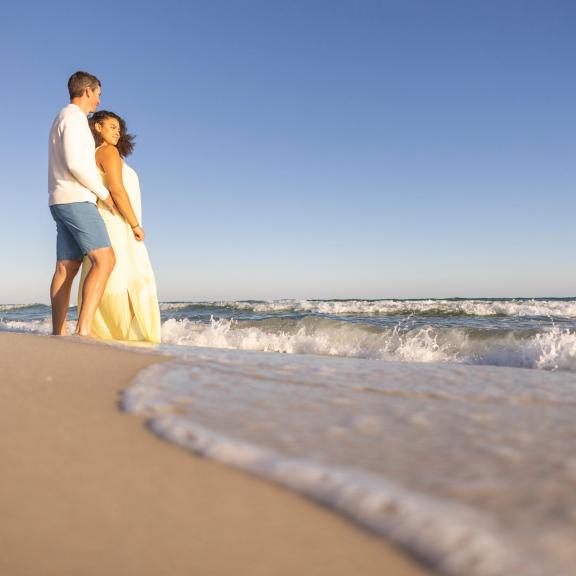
[61,113,112,203]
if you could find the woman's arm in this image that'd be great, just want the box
[96,145,145,241]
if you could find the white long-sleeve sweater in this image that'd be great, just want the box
[48,103,110,206]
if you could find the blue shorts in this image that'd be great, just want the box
[50,202,111,261]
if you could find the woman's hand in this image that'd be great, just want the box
[132,225,145,241]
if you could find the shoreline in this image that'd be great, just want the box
[0,332,432,576]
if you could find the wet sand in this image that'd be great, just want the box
[0,332,433,576]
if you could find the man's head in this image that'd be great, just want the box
[68,71,101,113]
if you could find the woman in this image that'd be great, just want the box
[78,111,161,343]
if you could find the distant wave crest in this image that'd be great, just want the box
[159,299,576,318]
[0,303,48,312]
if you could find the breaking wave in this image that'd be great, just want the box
[160,316,576,372]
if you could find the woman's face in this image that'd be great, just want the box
[96,117,121,146]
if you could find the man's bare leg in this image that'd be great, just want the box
[76,246,116,336]
[50,259,82,335]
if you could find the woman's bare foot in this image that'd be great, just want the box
[72,332,100,340]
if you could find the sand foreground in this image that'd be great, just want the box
[0,332,432,576]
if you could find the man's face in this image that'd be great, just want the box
[86,85,101,113]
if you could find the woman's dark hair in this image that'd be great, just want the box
[89,110,135,158]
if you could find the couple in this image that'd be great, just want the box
[48,71,161,343]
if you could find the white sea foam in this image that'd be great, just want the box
[160,316,576,371]
[160,299,576,318]
[0,318,55,334]
[161,316,398,359]
[146,417,544,576]
[0,318,78,336]
[479,327,576,372]
[159,302,193,311]
[123,352,576,575]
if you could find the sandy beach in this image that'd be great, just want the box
[0,332,432,576]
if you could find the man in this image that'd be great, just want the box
[48,71,117,337]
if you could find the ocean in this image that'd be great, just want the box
[4,297,576,369]
[2,298,576,575]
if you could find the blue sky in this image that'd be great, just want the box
[0,0,574,302]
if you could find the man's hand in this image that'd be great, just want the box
[132,225,145,242]
[102,195,117,215]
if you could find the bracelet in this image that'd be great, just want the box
[131,223,140,229]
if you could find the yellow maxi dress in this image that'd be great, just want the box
[78,160,161,343]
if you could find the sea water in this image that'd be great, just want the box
[2,298,576,575]
[4,298,576,369]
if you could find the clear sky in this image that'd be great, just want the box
[0,0,574,302]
